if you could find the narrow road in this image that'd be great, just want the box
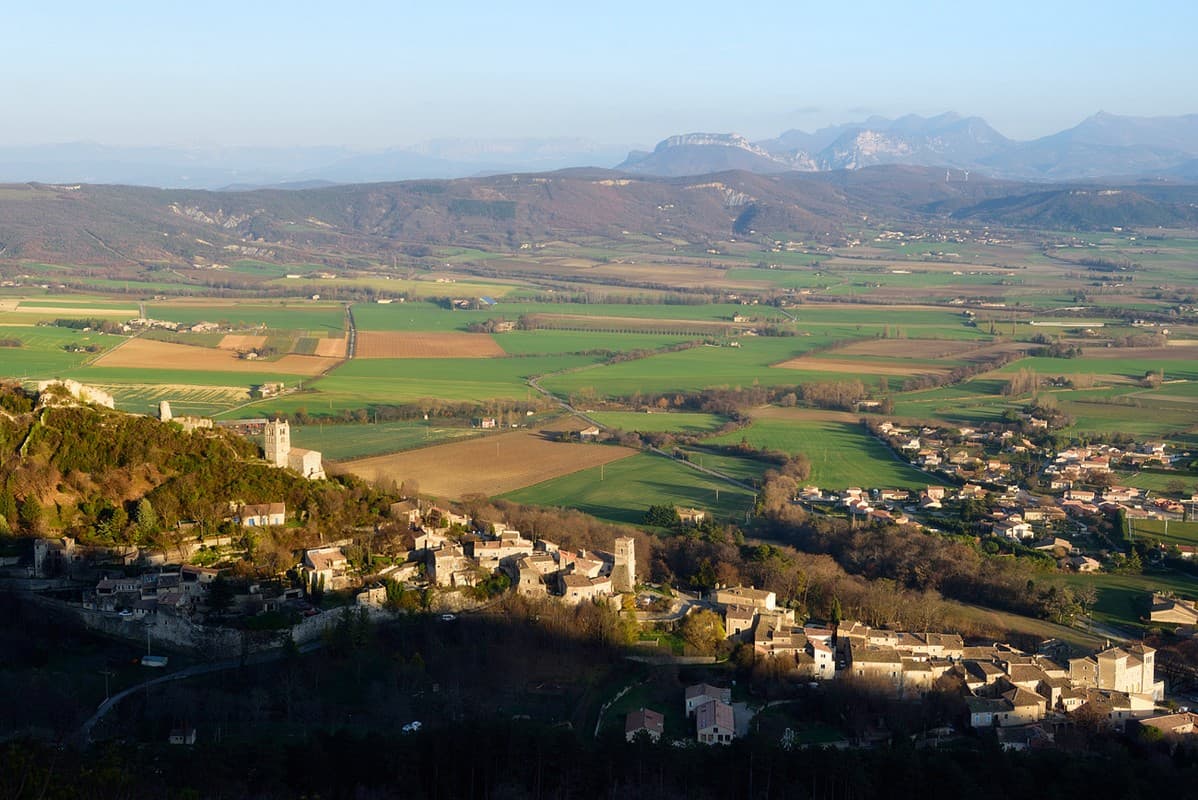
[1078,615,1134,644]
[344,302,357,359]
[74,639,322,748]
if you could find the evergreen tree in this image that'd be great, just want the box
[18,496,43,534]
[135,498,158,536]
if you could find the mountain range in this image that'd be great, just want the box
[4,165,1198,268]
[2,113,1198,189]
[619,112,1198,181]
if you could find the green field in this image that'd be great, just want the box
[1115,471,1198,494]
[226,353,598,416]
[892,377,1198,438]
[1128,518,1198,548]
[540,338,818,399]
[495,330,693,355]
[994,356,1198,383]
[948,602,1106,654]
[708,415,930,489]
[147,303,345,332]
[349,301,783,333]
[502,452,756,526]
[0,326,120,376]
[288,420,483,460]
[587,411,728,435]
[1060,571,1198,631]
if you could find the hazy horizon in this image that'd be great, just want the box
[5,0,1197,150]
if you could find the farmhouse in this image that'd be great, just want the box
[684,683,732,717]
[695,699,735,745]
[1150,594,1198,626]
[713,586,776,612]
[1138,711,1198,737]
[237,502,285,527]
[304,546,350,590]
[625,708,665,742]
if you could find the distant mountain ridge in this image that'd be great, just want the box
[3,164,1197,268]
[5,112,1198,189]
[619,112,1198,181]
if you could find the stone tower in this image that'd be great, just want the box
[263,418,290,467]
[612,536,636,593]
[158,400,172,421]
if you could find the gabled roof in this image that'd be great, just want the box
[241,502,285,517]
[625,708,665,736]
[851,645,902,664]
[695,699,734,732]
[1002,687,1047,708]
[685,683,730,701]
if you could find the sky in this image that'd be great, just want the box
[4,0,1197,149]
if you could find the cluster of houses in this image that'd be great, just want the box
[708,583,1179,743]
[797,419,1198,576]
[127,317,225,334]
[872,419,1187,506]
[87,563,242,617]
[80,538,355,620]
[624,682,736,745]
[394,501,637,604]
[874,420,1038,484]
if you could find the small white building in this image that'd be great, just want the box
[237,502,285,527]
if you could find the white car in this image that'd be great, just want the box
[402,721,422,733]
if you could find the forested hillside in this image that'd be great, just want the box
[0,384,388,545]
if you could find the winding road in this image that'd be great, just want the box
[74,639,323,748]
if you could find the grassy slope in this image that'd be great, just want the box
[502,452,756,526]
[709,417,930,489]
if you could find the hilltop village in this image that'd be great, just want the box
[4,378,1198,754]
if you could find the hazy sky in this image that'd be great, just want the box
[5,0,1196,148]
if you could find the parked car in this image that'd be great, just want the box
[402,721,422,733]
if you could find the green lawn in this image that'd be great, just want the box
[709,416,930,489]
[948,602,1106,654]
[1059,571,1198,631]
[1128,518,1198,548]
[502,452,756,526]
[1115,471,1198,494]
[601,679,691,741]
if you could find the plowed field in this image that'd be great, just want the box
[334,430,634,497]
